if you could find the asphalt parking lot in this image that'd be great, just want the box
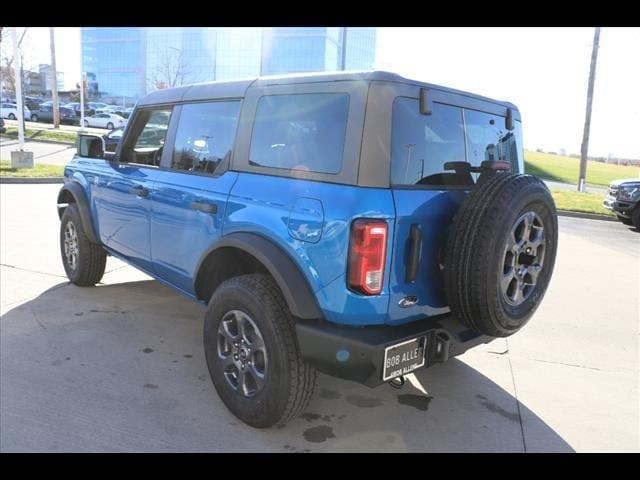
[1,184,638,452]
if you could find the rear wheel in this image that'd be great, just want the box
[204,274,316,428]
[83,120,89,127]
[444,174,558,337]
[8,113,15,120]
[106,122,114,130]
[30,114,38,122]
[60,204,107,286]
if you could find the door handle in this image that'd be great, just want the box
[128,185,149,198]
[405,224,422,283]
[190,200,218,214]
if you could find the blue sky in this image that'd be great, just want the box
[6,27,640,159]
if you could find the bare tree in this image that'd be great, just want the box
[146,48,195,91]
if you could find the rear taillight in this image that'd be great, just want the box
[348,219,388,295]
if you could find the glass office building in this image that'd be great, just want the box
[81,27,376,103]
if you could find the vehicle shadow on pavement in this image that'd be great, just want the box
[0,279,574,453]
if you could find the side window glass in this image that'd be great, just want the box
[171,101,241,175]
[390,98,467,186]
[464,109,521,172]
[120,108,172,166]
[249,93,350,174]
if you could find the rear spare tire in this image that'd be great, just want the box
[443,174,558,337]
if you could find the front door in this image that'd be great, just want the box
[150,100,242,294]
[94,107,173,272]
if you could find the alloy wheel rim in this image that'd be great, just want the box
[500,211,546,306]
[217,310,268,397]
[63,221,79,272]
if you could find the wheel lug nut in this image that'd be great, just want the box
[234,354,239,360]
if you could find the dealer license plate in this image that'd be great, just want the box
[382,336,427,381]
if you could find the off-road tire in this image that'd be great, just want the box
[443,173,558,337]
[616,215,633,226]
[60,204,107,286]
[632,207,640,231]
[204,274,317,428]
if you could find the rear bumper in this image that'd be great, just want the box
[296,314,494,388]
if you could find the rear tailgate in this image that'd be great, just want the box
[387,189,467,325]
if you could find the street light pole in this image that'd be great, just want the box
[578,27,601,192]
[11,27,25,150]
[49,27,60,129]
[80,71,86,130]
[10,27,33,168]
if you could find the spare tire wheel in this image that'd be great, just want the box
[443,173,558,337]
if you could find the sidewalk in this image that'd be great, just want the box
[0,138,76,166]
[544,179,608,195]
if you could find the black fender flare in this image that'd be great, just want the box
[57,182,100,244]
[196,232,323,320]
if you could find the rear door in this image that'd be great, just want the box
[384,86,524,325]
[149,99,242,294]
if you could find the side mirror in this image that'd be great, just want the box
[77,134,105,159]
[419,88,433,116]
[505,108,514,131]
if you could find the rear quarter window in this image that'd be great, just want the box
[249,93,350,174]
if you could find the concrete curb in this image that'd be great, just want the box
[557,209,617,222]
[0,177,64,184]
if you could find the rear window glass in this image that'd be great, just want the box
[391,97,522,187]
[391,98,466,186]
[249,93,349,174]
[464,109,521,173]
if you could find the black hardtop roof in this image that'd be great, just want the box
[136,70,518,110]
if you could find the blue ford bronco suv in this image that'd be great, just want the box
[58,71,558,428]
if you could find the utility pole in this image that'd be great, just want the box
[49,27,60,128]
[578,27,601,192]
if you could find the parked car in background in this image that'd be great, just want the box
[603,178,640,230]
[0,103,31,120]
[65,102,94,117]
[30,104,78,125]
[83,112,127,129]
[0,117,5,134]
[89,102,110,114]
[25,97,44,111]
[102,127,123,154]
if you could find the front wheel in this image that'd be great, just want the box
[632,208,640,231]
[83,120,89,127]
[204,274,317,428]
[8,113,16,120]
[616,215,632,226]
[30,114,38,122]
[60,204,107,286]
